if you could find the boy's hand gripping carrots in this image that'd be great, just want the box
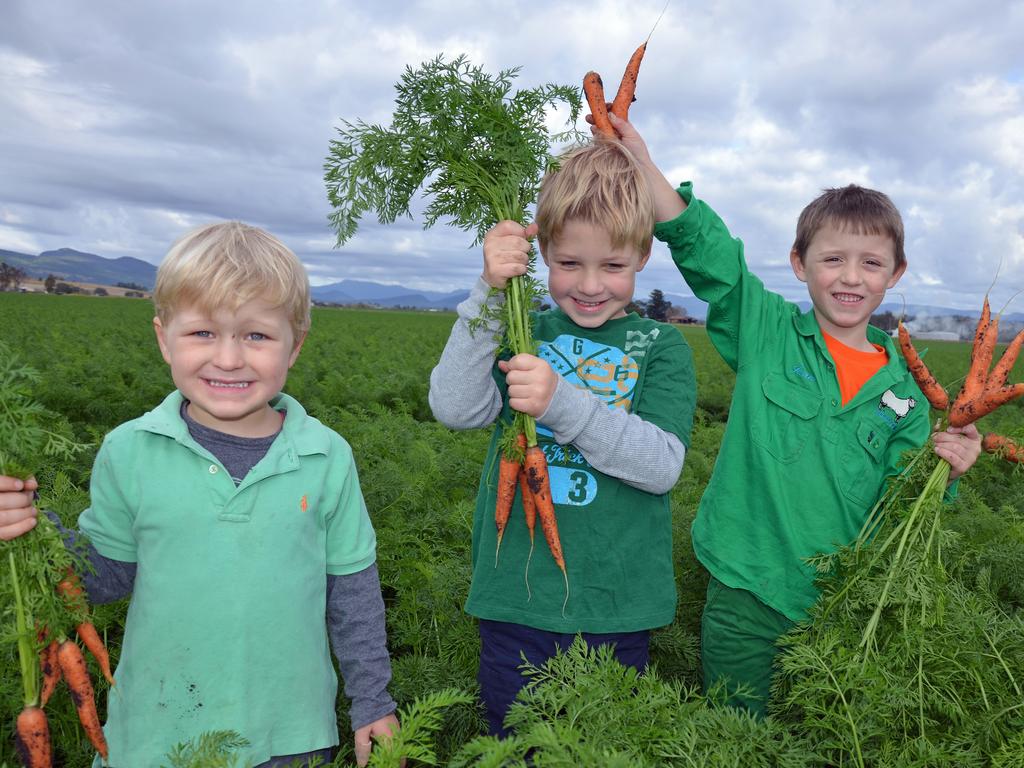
[896,297,1024,478]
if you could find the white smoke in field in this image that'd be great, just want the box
[904,313,1024,342]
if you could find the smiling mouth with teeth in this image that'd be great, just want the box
[833,293,863,303]
[207,379,250,388]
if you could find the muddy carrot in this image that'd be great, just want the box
[583,72,615,138]
[76,622,114,687]
[988,328,1024,388]
[519,470,538,599]
[15,706,52,768]
[523,446,565,572]
[949,383,1024,427]
[494,456,521,565]
[610,41,647,120]
[55,567,86,616]
[897,322,949,411]
[57,640,108,759]
[957,297,995,405]
[39,640,61,706]
[523,445,569,612]
[982,433,1024,463]
[519,472,537,549]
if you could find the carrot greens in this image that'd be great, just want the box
[324,54,584,583]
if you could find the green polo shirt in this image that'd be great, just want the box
[79,391,376,766]
[654,184,931,621]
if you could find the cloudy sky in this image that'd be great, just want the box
[2,0,1023,310]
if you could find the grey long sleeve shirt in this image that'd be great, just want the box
[429,277,686,494]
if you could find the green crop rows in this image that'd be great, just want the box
[1,292,1022,767]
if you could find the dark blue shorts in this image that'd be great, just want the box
[477,619,650,736]
[254,747,335,768]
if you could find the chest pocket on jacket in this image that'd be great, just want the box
[751,372,822,463]
[839,419,888,507]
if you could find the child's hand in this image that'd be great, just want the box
[583,110,686,222]
[933,423,982,481]
[483,220,539,289]
[498,354,559,418]
[0,475,39,541]
[353,713,402,767]
[587,110,654,165]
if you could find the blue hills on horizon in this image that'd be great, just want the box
[2,246,1014,324]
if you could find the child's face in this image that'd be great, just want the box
[542,220,650,329]
[790,222,905,347]
[153,298,305,437]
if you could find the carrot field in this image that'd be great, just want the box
[2,291,1023,767]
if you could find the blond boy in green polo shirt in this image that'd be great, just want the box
[0,223,399,766]
[586,111,983,716]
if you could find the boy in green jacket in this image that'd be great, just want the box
[593,111,982,716]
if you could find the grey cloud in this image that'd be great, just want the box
[1,0,1023,307]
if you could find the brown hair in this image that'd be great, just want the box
[535,140,654,258]
[792,184,905,269]
[154,221,311,339]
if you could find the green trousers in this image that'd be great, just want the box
[700,576,796,718]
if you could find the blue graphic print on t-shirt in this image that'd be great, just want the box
[536,334,640,506]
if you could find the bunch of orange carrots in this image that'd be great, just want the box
[13,564,110,767]
[494,432,563,576]
[897,295,1024,450]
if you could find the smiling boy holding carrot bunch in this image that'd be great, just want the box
[587,110,984,717]
[429,139,697,736]
[0,222,399,767]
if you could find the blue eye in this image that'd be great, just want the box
[248,332,268,342]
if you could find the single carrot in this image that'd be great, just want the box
[897,322,949,411]
[982,433,1024,463]
[494,454,521,565]
[39,640,61,706]
[523,445,569,613]
[57,640,108,759]
[583,72,615,138]
[987,327,1024,388]
[519,472,537,550]
[956,297,995,405]
[949,383,1024,427]
[610,41,647,120]
[76,622,114,687]
[519,471,538,599]
[55,567,86,616]
[523,446,565,572]
[14,706,52,768]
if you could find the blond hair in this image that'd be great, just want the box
[153,221,311,338]
[536,140,655,257]
[792,185,906,269]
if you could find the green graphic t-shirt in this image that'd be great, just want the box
[464,309,696,633]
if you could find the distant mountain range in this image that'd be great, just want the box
[311,278,469,310]
[1,247,157,289]
[4,246,1018,325]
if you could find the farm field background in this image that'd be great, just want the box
[1,292,1023,767]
